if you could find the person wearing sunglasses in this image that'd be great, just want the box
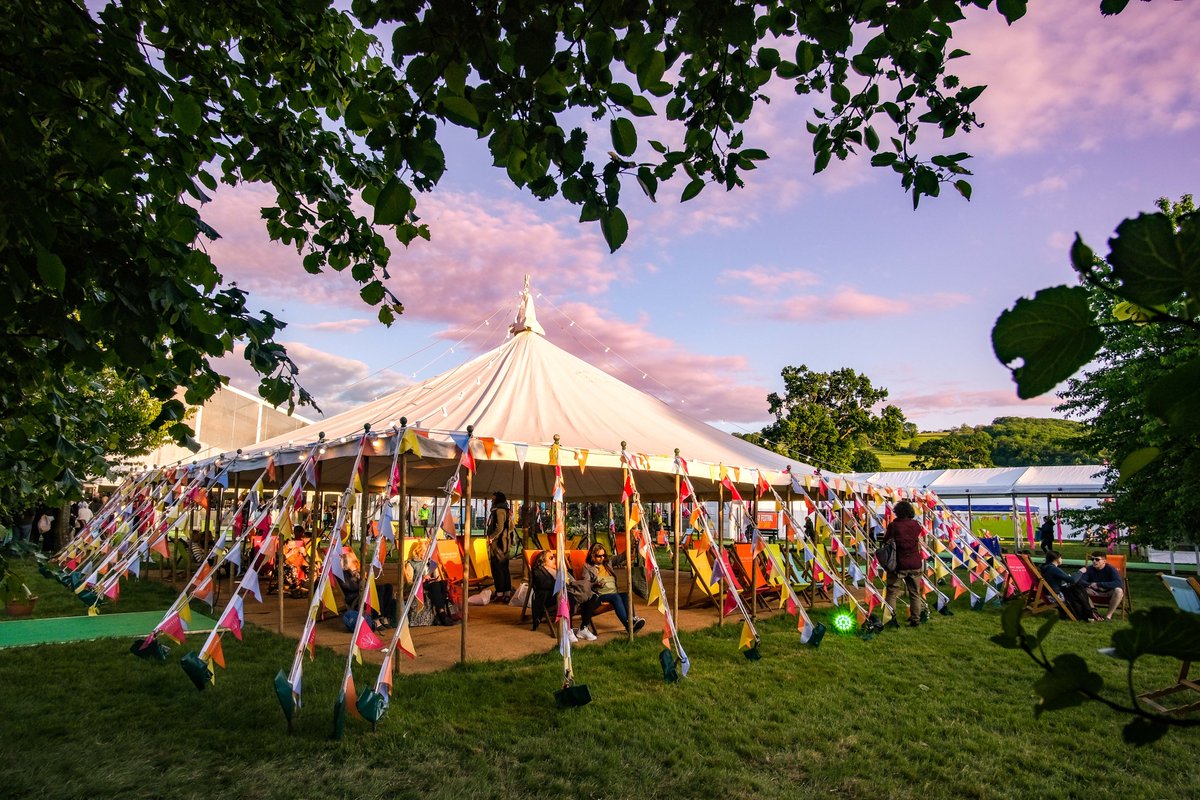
[1075,551,1125,621]
[584,543,645,634]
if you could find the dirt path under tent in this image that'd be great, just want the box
[235,567,787,675]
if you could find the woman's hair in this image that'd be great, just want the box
[893,500,916,519]
[409,540,426,560]
[535,549,555,569]
[492,491,508,508]
[1044,549,1061,563]
[587,543,607,564]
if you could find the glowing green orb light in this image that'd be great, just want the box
[831,609,857,635]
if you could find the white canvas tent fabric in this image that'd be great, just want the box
[224,290,813,501]
[850,465,1108,498]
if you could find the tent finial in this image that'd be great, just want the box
[510,274,545,336]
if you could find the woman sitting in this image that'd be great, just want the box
[530,550,600,641]
[405,540,453,626]
[583,544,645,634]
[1042,550,1100,621]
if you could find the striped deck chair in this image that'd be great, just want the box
[1138,574,1200,715]
[731,543,781,611]
[682,548,721,608]
[765,543,812,595]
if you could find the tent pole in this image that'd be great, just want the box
[398,431,408,602]
[461,426,474,664]
[749,492,758,620]
[622,441,633,643]
[522,463,531,564]
[1010,494,1020,551]
[673,450,681,629]
[785,481,794,596]
[277,468,285,633]
[966,494,973,540]
[718,478,725,626]
[358,456,371,569]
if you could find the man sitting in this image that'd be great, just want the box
[1076,551,1125,621]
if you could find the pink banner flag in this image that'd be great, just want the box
[159,612,186,644]
[221,596,244,641]
[556,594,570,622]
[722,590,739,616]
[355,623,384,651]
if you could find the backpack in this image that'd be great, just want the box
[876,538,897,573]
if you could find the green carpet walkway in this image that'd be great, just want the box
[0,611,217,649]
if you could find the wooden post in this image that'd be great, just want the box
[358,455,371,568]
[461,425,473,664]
[673,449,682,627]
[717,478,725,626]
[398,418,409,601]
[622,441,633,642]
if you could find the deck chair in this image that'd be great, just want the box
[765,543,813,595]
[1012,553,1078,621]
[1138,574,1200,715]
[731,544,781,611]
[1100,554,1132,618]
[682,548,721,608]
[468,537,493,585]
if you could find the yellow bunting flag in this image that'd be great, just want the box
[322,581,339,615]
[353,644,362,665]
[398,620,416,660]
[400,429,423,456]
[577,449,589,473]
[738,621,755,651]
[647,578,661,607]
[366,574,380,614]
[628,505,641,526]
[548,442,560,466]
[179,604,193,625]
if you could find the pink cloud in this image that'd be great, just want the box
[729,285,970,323]
[718,266,821,289]
[201,184,626,326]
[894,387,1058,422]
[297,318,375,333]
[953,2,1199,156]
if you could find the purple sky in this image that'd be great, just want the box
[206,1,1199,434]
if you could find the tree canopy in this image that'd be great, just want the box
[978,416,1098,467]
[910,429,993,470]
[995,196,1200,548]
[741,365,908,472]
[0,0,1085,505]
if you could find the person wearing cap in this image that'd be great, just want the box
[1075,551,1125,621]
[486,491,515,603]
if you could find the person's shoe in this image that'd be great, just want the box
[919,609,930,625]
[885,616,900,630]
[632,616,646,633]
[579,627,597,641]
[567,628,579,643]
[908,618,920,627]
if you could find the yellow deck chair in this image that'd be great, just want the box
[683,548,721,608]
[766,543,811,594]
[468,537,493,584]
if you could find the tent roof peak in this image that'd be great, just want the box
[509,274,545,337]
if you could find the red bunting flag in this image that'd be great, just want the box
[355,623,384,651]
[266,456,276,483]
[621,473,634,503]
[756,472,770,498]
[720,475,742,503]
[460,444,476,474]
[722,590,739,616]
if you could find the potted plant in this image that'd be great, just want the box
[1,535,40,617]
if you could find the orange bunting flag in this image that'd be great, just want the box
[661,617,673,649]
[151,535,170,560]
[208,637,226,670]
[951,574,967,599]
[345,673,363,720]
[266,455,276,483]
[480,437,495,458]
[689,507,702,530]
[756,472,771,498]
[379,653,394,691]
[628,504,641,527]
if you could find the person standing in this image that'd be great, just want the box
[486,491,515,603]
[1038,515,1056,555]
[882,500,927,627]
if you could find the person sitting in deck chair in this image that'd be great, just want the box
[1042,550,1100,621]
[337,546,397,629]
[529,550,598,642]
[405,540,453,626]
[1075,551,1125,621]
[583,544,645,634]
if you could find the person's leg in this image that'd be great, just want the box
[493,555,512,595]
[579,596,600,630]
[602,592,629,626]
[883,571,902,623]
[1106,587,1125,619]
[904,571,925,623]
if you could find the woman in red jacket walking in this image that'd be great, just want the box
[883,500,928,627]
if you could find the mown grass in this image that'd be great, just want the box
[1,566,1197,800]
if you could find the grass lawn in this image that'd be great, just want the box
[1,567,1197,799]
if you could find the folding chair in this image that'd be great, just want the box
[730,543,781,611]
[682,548,721,608]
[1137,574,1200,715]
[468,537,493,585]
[1102,554,1132,618]
[1013,553,1078,621]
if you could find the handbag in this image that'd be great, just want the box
[509,582,530,607]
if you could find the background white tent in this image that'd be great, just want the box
[224,285,815,501]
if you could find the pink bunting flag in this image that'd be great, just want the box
[221,596,244,641]
[785,594,799,616]
[355,623,384,651]
[722,590,739,616]
[159,612,186,644]
[556,594,570,622]
[104,581,120,601]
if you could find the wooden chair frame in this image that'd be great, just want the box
[1138,573,1200,715]
[1005,553,1078,621]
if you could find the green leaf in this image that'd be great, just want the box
[173,94,203,136]
[953,180,972,201]
[864,127,880,152]
[1146,357,1200,435]
[1108,212,1200,307]
[992,285,1104,399]
[813,149,831,174]
[681,179,704,202]
[1032,653,1103,716]
[1100,0,1132,16]
[1111,607,1200,663]
[997,0,1028,25]
[600,208,628,252]
[35,246,66,292]
[373,178,413,226]
[636,50,666,91]
[629,96,656,117]
[360,280,386,305]
[1117,447,1160,484]
[611,117,637,157]
[438,96,480,129]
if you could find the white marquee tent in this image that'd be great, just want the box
[222,285,815,501]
